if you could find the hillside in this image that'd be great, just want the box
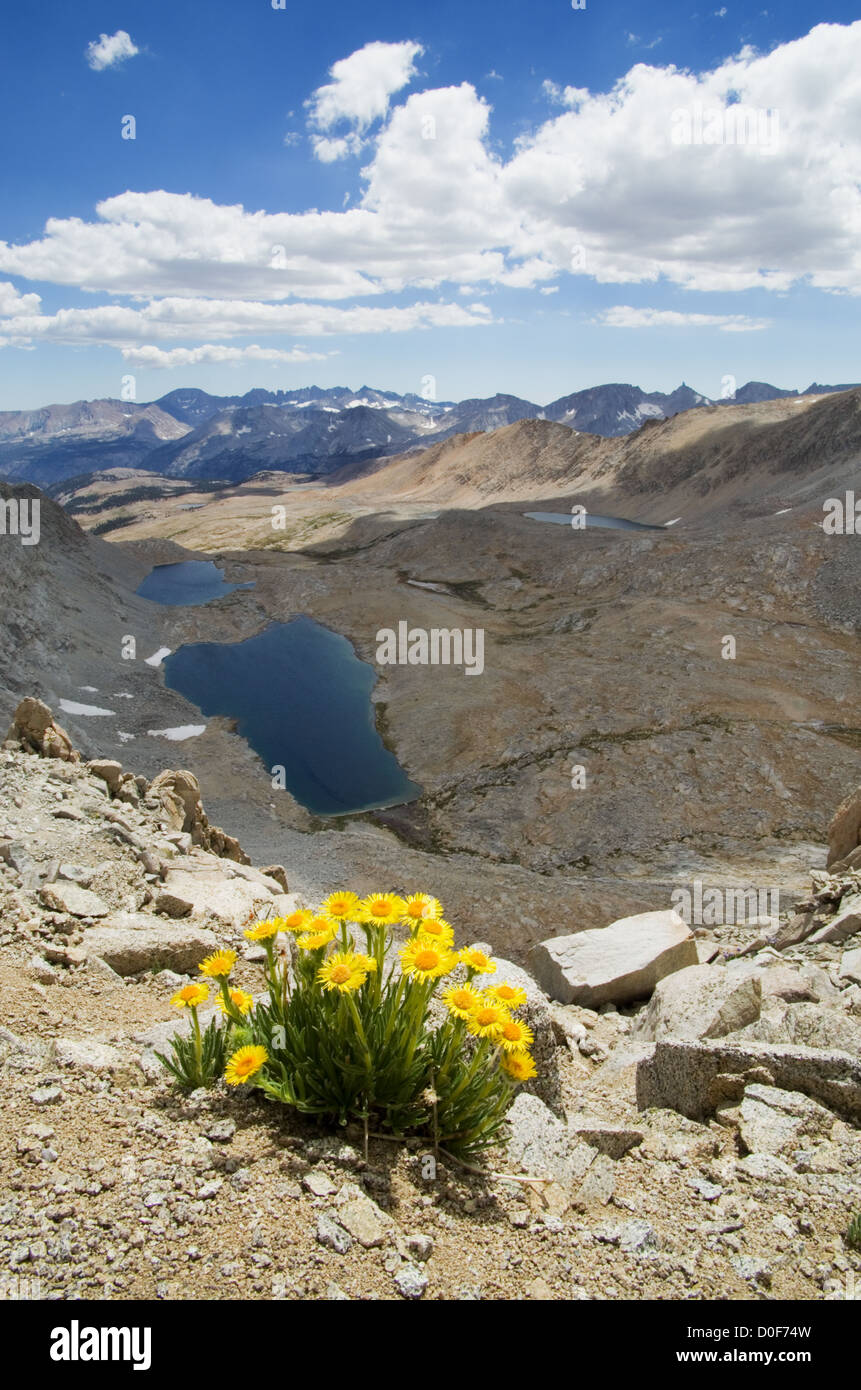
[328,387,861,522]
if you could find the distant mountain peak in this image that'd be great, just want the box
[1,378,858,488]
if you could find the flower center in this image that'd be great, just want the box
[415,950,438,970]
[330,964,351,984]
[476,1008,496,1026]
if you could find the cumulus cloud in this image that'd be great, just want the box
[597,306,769,331]
[86,31,139,71]
[2,22,861,363]
[0,282,41,317]
[306,40,423,160]
[120,343,331,369]
[5,22,861,307]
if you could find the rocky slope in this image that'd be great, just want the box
[1,703,859,1301]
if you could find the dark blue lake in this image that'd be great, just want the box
[136,560,255,606]
[524,511,664,531]
[162,617,421,818]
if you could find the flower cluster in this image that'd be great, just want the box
[158,890,537,1159]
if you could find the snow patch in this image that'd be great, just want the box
[117,731,136,743]
[59,699,115,717]
[147,725,206,742]
[144,647,172,667]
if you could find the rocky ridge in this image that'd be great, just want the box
[1,701,859,1301]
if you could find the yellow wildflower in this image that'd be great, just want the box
[402,893,443,926]
[217,988,254,1018]
[497,1017,534,1052]
[244,918,282,941]
[487,982,527,1009]
[466,1001,509,1040]
[442,984,480,1020]
[501,1050,537,1082]
[225,1044,268,1085]
[280,908,313,933]
[170,982,209,1010]
[322,891,361,920]
[297,919,339,950]
[413,917,454,947]
[360,893,406,927]
[198,949,237,980]
[400,936,457,983]
[317,951,373,993]
[458,947,496,976]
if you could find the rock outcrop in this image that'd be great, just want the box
[528,910,697,1006]
[827,787,861,868]
[5,697,78,763]
[146,769,250,863]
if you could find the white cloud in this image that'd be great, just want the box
[305,40,423,160]
[542,79,566,105]
[5,22,860,307]
[1,21,861,364]
[120,343,331,369]
[86,31,139,71]
[596,306,769,331]
[0,296,492,352]
[0,281,41,317]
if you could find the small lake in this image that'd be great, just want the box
[524,512,664,531]
[136,560,255,606]
[162,617,421,817]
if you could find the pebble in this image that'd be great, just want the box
[316,1214,352,1255]
[303,1169,338,1198]
[205,1120,236,1144]
[405,1233,434,1262]
[689,1178,723,1202]
[731,1254,772,1287]
[394,1263,428,1300]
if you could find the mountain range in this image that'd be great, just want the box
[0,378,857,488]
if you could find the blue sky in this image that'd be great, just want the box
[0,1,859,409]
